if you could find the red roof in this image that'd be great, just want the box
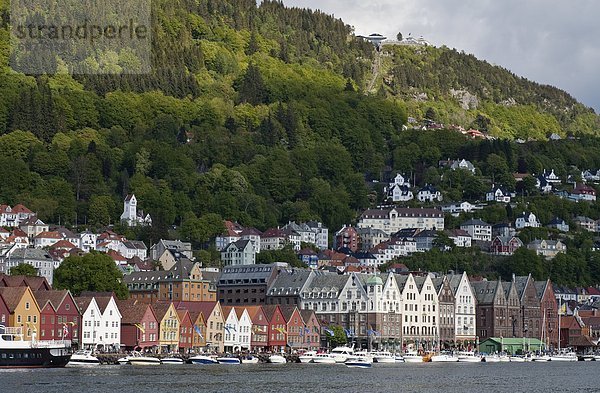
[35,231,62,239]
[107,249,127,262]
[12,228,27,237]
[12,204,33,214]
[50,240,77,249]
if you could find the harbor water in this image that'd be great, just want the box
[2,362,597,393]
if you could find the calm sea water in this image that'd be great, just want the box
[3,362,598,393]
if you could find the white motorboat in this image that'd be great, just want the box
[394,354,405,363]
[530,353,551,362]
[268,354,287,364]
[298,351,317,363]
[593,355,600,361]
[117,356,130,365]
[241,355,259,364]
[67,350,100,366]
[431,352,459,363]
[457,351,483,363]
[312,353,336,364]
[216,356,241,364]
[402,351,424,363]
[372,351,396,363]
[128,354,161,366]
[161,357,184,365]
[345,356,372,368]
[483,354,500,363]
[550,350,578,362]
[329,345,355,363]
[189,355,219,364]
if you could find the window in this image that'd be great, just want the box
[25,302,30,310]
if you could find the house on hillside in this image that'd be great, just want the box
[515,212,540,229]
[490,236,523,255]
[486,185,514,203]
[527,240,566,259]
[120,194,152,227]
[417,184,442,202]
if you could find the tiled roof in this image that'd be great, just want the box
[33,290,70,311]
[0,286,27,311]
[116,299,153,324]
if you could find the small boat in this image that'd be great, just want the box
[345,356,372,368]
[582,354,595,362]
[117,356,130,365]
[127,353,161,366]
[394,354,405,363]
[329,345,355,363]
[549,350,578,362]
[530,353,551,362]
[161,357,184,365]
[298,350,317,363]
[216,356,241,365]
[241,355,259,364]
[593,355,600,361]
[312,353,336,364]
[457,351,483,363]
[268,354,287,364]
[402,351,424,363]
[67,350,100,366]
[372,351,396,363]
[430,351,459,363]
[189,355,219,365]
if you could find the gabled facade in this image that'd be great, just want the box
[158,259,216,303]
[0,286,40,339]
[472,280,506,341]
[515,212,540,229]
[34,290,80,344]
[490,236,523,255]
[177,309,193,353]
[117,299,159,350]
[514,275,541,341]
[281,306,304,350]
[433,276,455,347]
[299,309,321,350]
[175,301,224,352]
[417,184,442,202]
[221,239,256,266]
[527,239,566,259]
[152,302,180,353]
[76,297,102,350]
[536,280,558,348]
[222,306,241,352]
[263,305,287,352]
[447,272,477,345]
[486,186,513,203]
[234,307,252,351]
[245,305,269,351]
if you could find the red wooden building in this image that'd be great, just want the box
[300,309,321,350]
[34,290,80,345]
[281,306,304,350]
[117,299,159,351]
[262,305,286,352]
[177,309,193,353]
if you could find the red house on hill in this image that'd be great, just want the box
[117,299,159,351]
[262,305,286,352]
[34,290,80,345]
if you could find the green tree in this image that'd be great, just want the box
[237,63,268,105]
[327,325,348,347]
[10,263,38,277]
[53,252,128,299]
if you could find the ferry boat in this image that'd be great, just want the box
[67,350,100,366]
[0,326,71,368]
[189,354,219,364]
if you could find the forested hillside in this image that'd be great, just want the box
[1,0,600,256]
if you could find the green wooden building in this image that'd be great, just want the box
[479,337,544,354]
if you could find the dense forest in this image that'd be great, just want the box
[2,0,600,285]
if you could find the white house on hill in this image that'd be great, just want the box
[120,194,152,227]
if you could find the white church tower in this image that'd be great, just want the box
[120,194,152,227]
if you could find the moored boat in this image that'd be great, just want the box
[430,351,459,363]
[216,356,241,364]
[312,353,336,364]
[329,345,355,363]
[530,353,551,362]
[549,350,578,362]
[189,355,219,365]
[67,350,100,366]
[127,353,161,366]
[268,354,287,364]
[345,356,372,368]
[457,351,483,363]
[372,351,396,363]
[241,355,259,364]
[402,351,424,363]
[161,356,184,365]
[298,350,317,363]
[0,326,71,368]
